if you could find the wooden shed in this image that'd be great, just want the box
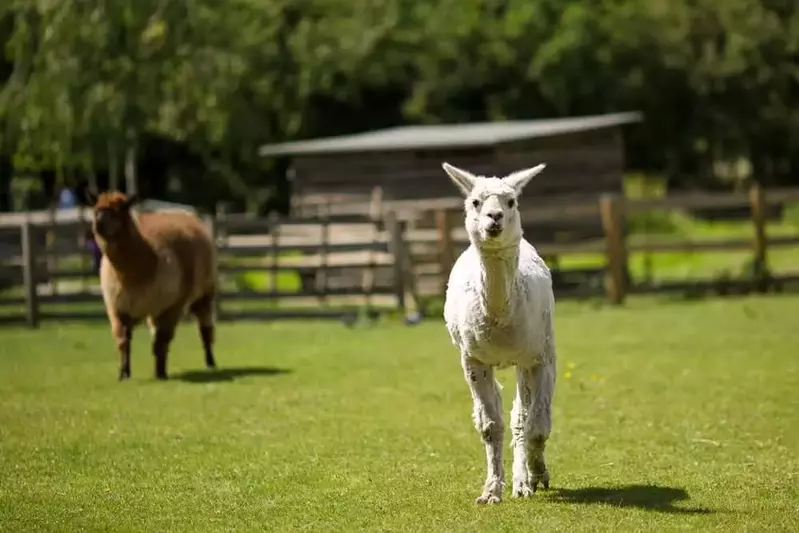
[259,112,641,244]
[260,111,640,197]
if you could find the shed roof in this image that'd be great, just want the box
[258,111,642,157]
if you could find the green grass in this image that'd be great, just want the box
[1,295,798,532]
[223,251,305,293]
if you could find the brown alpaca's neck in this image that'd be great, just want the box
[99,222,159,285]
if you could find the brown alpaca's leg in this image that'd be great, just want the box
[190,291,216,369]
[111,313,134,380]
[151,306,183,380]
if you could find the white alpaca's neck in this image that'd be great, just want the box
[476,243,519,322]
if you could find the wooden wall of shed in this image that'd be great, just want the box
[495,127,625,198]
[291,147,499,201]
[291,126,625,205]
[496,128,626,243]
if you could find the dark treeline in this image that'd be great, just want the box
[0,0,797,212]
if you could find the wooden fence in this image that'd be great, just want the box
[0,188,422,327]
[421,184,799,304]
[1,184,799,327]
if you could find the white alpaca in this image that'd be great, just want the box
[441,161,557,505]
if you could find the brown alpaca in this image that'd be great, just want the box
[86,190,218,380]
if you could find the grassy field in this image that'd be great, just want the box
[1,295,798,532]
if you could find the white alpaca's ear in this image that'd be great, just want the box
[442,162,478,196]
[503,164,546,194]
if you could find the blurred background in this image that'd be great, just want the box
[0,0,797,212]
[0,4,798,528]
[1,0,798,321]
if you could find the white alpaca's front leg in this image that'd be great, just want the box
[462,355,505,504]
[511,361,554,496]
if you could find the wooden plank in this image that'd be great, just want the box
[0,208,83,229]
[294,191,371,206]
[220,286,396,300]
[536,241,607,255]
[220,261,393,275]
[218,309,355,321]
[39,310,107,321]
[292,194,604,226]
[768,235,799,247]
[218,213,377,232]
[297,167,620,199]
[406,236,606,256]
[626,277,799,295]
[281,214,376,225]
[38,292,101,304]
[628,192,750,212]
[765,188,799,205]
[629,239,753,253]
[627,274,799,295]
[386,197,600,224]
[220,242,389,256]
[0,315,27,325]
[46,268,95,279]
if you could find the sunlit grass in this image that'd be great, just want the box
[1,294,797,531]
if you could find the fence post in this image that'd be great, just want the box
[20,221,40,328]
[315,209,329,305]
[214,203,229,319]
[435,208,454,296]
[78,205,90,292]
[599,194,627,304]
[748,183,768,288]
[361,186,384,309]
[205,213,222,320]
[385,210,406,314]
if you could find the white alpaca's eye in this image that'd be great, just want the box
[471,199,480,208]
[508,199,515,208]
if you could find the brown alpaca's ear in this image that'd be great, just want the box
[123,194,141,210]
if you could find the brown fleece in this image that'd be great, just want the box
[91,191,218,380]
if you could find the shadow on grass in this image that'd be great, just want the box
[172,367,292,383]
[550,485,712,514]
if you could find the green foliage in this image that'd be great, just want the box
[1,0,798,197]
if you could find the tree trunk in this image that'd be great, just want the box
[108,140,119,190]
[124,130,137,195]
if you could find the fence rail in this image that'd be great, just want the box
[1,183,799,327]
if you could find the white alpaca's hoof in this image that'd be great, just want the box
[475,492,502,505]
[511,479,536,498]
[475,479,503,505]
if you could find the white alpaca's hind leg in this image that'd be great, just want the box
[462,355,505,504]
[526,362,554,491]
[510,366,535,497]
